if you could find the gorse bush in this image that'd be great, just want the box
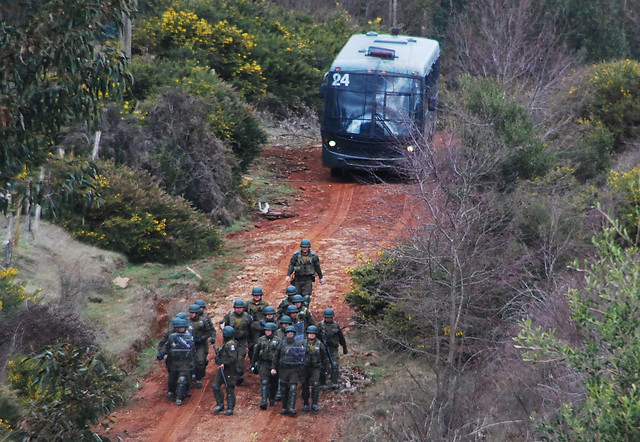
[47,159,222,263]
[7,344,125,440]
[135,6,266,97]
[133,0,356,111]
[587,59,640,148]
[607,166,640,240]
[0,268,34,314]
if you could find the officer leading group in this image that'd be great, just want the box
[156,239,348,416]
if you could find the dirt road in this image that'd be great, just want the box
[105,144,412,441]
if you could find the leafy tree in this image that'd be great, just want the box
[516,212,640,440]
[0,0,135,185]
[7,344,126,441]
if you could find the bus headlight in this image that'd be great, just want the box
[328,140,337,147]
[406,145,414,153]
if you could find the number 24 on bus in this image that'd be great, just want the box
[320,30,440,175]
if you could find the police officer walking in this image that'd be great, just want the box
[285,239,324,306]
[158,317,195,406]
[301,325,329,413]
[219,299,252,385]
[246,287,270,359]
[188,304,214,388]
[212,326,238,416]
[250,322,281,409]
[276,326,306,416]
[318,308,348,389]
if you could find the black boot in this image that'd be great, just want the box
[311,385,320,413]
[280,383,289,415]
[226,389,236,416]
[260,381,268,410]
[287,384,298,416]
[213,385,225,414]
[302,383,310,412]
[275,380,282,401]
[331,363,339,389]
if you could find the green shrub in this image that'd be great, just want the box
[344,256,390,321]
[607,166,640,239]
[459,75,553,182]
[128,59,267,171]
[588,59,640,148]
[133,0,357,111]
[134,7,266,97]
[47,159,222,263]
[7,344,125,440]
[570,120,615,181]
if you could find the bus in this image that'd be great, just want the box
[320,30,440,175]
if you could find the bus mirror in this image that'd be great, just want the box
[428,97,438,112]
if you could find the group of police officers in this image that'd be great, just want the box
[156,239,348,417]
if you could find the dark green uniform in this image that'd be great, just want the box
[250,332,281,408]
[189,313,214,384]
[220,310,252,380]
[287,249,323,298]
[318,319,348,388]
[246,298,270,355]
[296,304,315,329]
[164,331,195,403]
[276,335,306,415]
[302,337,329,412]
[212,337,238,414]
[277,296,295,320]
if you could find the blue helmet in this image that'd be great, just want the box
[233,299,245,308]
[300,239,311,248]
[292,295,304,303]
[264,306,276,315]
[251,287,264,296]
[306,325,319,334]
[323,308,335,318]
[188,304,201,313]
[172,317,189,329]
[286,285,298,296]
[176,312,188,319]
[280,315,292,325]
[286,305,299,314]
[195,300,206,308]
[222,326,235,338]
[285,326,296,333]
[264,322,277,331]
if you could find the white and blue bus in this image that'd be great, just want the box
[320,30,440,174]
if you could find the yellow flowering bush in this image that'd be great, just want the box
[49,161,222,263]
[587,59,640,147]
[608,166,640,237]
[0,267,35,313]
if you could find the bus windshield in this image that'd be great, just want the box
[323,72,423,138]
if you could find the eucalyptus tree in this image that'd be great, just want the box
[0,0,135,257]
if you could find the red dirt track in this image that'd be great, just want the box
[104,144,414,441]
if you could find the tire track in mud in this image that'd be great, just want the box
[189,177,358,442]
[141,171,358,442]
[105,146,412,441]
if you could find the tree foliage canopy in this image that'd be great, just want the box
[0,0,135,185]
